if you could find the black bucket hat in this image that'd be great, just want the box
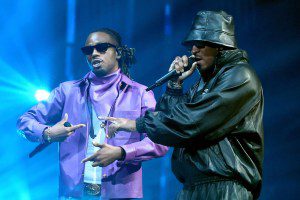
[182,10,237,49]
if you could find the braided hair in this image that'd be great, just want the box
[93,28,136,78]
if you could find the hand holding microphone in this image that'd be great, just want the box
[29,113,85,158]
[169,55,198,83]
[146,55,197,91]
[43,113,86,142]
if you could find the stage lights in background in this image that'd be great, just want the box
[34,89,50,101]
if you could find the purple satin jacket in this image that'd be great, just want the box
[17,70,168,199]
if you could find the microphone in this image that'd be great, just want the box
[29,122,72,158]
[146,56,196,91]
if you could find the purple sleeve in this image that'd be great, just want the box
[16,84,65,143]
[120,89,168,162]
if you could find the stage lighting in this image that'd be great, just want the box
[34,89,50,101]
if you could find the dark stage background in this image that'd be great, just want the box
[0,0,299,199]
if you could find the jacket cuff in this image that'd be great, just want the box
[32,124,49,143]
[166,86,183,96]
[118,147,126,161]
[136,117,146,133]
[119,144,136,162]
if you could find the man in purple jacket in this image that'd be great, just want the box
[17,28,168,199]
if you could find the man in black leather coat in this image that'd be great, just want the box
[102,10,264,200]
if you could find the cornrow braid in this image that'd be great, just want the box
[118,45,136,79]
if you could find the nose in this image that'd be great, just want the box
[191,45,202,54]
[90,48,101,60]
[92,47,99,56]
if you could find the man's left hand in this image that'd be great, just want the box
[81,142,124,167]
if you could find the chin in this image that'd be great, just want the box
[93,68,106,76]
[199,65,209,71]
[198,64,215,73]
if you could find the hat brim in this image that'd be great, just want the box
[182,29,237,49]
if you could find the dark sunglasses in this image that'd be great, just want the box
[81,43,117,55]
[186,41,221,51]
[185,41,207,51]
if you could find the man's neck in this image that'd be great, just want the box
[93,67,120,78]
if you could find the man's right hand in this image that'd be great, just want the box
[169,55,198,83]
[44,113,85,142]
[97,116,136,138]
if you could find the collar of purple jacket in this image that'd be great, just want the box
[73,69,135,89]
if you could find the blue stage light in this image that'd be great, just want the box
[34,89,50,101]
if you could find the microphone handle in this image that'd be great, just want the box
[29,142,50,158]
[28,122,72,158]
[154,69,178,85]
[146,56,196,91]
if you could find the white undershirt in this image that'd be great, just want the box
[83,106,106,184]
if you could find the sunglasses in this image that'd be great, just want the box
[186,41,221,51]
[81,43,117,55]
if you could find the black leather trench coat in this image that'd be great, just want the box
[137,49,264,199]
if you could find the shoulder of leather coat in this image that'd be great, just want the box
[216,63,260,92]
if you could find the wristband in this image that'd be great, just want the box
[43,127,52,143]
[168,80,183,89]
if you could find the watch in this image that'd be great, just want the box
[168,80,183,89]
[43,127,52,143]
